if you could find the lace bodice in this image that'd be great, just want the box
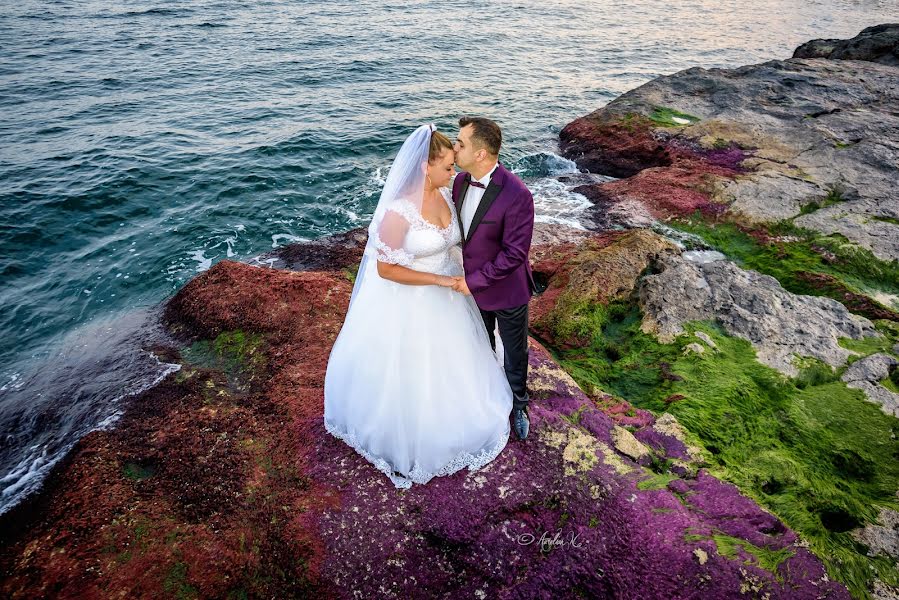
[373,187,462,277]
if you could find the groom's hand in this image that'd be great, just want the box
[452,276,472,296]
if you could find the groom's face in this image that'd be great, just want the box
[453,125,484,172]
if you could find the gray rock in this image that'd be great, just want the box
[850,507,899,559]
[682,250,726,264]
[793,24,899,66]
[638,254,878,376]
[694,331,717,349]
[591,53,899,259]
[841,353,899,418]
[794,199,899,263]
[872,579,899,600]
[843,353,897,383]
[722,172,826,222]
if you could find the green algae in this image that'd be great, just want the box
[561,402,589,426]
[685,531,795,580]
[543,295,622,351]
[797,185,846,216]
[164,558,199,600]
[550,304,899,598]
[637,471,679,491]
[872,215,899,226]
[618,112,655,132]
[343,264,359,283]
[649,106,701,127]
[558,301,681,405]
[839,321,899,359]
[122,461,156,480]
[792,357,841,389]
[651,507,677,514]
[670,217,899,311]
[181,330,267,390]
[883,374,899,394]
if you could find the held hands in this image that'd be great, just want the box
[435,275,471,296]
[451,276,471,296]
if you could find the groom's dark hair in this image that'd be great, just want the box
[459,116,501,156]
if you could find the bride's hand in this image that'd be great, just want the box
[434,275,458,288]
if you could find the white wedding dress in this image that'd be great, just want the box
[323,186,513,489]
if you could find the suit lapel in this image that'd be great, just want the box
[454,176,469,244]
[466,171,504,244]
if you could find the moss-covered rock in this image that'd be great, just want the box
[530,229,677,348]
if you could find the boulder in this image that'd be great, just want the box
[841,353,899,417]
[793,24,899,66]
[529,229,679,348]
[638,253,879,376]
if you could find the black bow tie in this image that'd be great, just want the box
[467,175,487,189]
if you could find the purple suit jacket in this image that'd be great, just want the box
[452,161,537,311]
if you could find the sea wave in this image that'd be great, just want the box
[0,307,181,516]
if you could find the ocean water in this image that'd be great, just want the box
[1,0,896,513]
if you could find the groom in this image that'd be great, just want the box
[450,116,537,441]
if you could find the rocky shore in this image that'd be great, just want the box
[2,25,898,600]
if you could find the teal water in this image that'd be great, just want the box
[1,0,895,512]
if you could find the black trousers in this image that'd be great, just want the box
[479,303,530,411]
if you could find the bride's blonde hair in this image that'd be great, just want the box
[428,130,453,163]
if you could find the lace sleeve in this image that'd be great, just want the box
[374,202,415,267]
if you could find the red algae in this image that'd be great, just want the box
[561,112,752,221]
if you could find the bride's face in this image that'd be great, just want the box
[427,148,455,188]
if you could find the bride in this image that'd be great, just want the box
[323,123,513,489]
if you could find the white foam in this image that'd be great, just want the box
[94,350,181,432]
[247,254,279,269]
[0,447,53,499]
[271,233,307,248]
[327,204,360,223]
[0,372,24,392]
[371,165,387,187]
[530,177,592,230]
[189,248,213,272]
[651,223,708,250]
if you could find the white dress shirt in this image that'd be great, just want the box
[460,162,499,239]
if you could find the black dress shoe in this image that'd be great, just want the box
[512,407,529,440]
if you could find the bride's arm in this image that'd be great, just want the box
[377,261,456,287]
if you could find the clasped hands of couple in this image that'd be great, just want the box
[435,274,471,295]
